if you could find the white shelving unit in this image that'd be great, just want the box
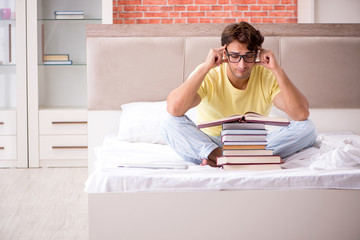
[0,0,111,168]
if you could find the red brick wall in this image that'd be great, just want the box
[113,0,298,24]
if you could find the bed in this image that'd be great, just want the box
[85,24,360,240]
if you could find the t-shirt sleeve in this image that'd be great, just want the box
[197,68,216,100]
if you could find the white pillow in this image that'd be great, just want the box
[118,101,197,145]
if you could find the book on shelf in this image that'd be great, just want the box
[55,14,85,20]
[217,155,282,165]
[222,163,282,171]
[44,54,69,61]
[54,10,85,15]
[54,10,85,20]
[221,134,267,142]
[43,60,73,65]
[222,122,266,130]
[198,112,289,129]
[222,149,274,156]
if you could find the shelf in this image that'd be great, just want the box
[0,64,16,67]
[38,18,101,21]
[38,63,87,66]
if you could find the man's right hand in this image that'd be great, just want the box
[204,45,228,70]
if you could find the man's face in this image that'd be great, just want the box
[225,41,257,83]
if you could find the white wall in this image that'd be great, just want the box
[298,0,360,23]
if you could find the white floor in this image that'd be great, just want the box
[0,168,88,240]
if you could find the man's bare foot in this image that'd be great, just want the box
[200,147,222,167]
[200,159,217,167]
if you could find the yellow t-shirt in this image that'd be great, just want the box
[197,64,281,136]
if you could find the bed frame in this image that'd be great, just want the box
[86,24,360,240]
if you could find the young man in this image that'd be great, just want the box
[161,22,317,166]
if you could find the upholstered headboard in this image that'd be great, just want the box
[87,24,360,110]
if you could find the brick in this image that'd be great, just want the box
[136,6,148,11]
[262,17,274,23]
[149,6,161,11]
[124,6,136,11]
[219,0,229,4]
[188,18,200,23]
[224,5,236,11]
[143,0,167,4]
[275,18,286,23]
[149,19,161,24]
[244,11,268,17]
[175,18,187,23]
[231,12,243,17]
[281,0,292,4]
[118,12,143,18]
[195,0,217,4]
[269,11,292,17]
[274,5,285,11]
[286,5,297,11]
[136,19,149,24]
[168,0,194,4]
[250,6,262,11]
[211,5,223,11]
[117,0,141,5]
[237,5,249,11]
[187,5,199,11]
[250,18,262,23]
[285,18,297,23]
[113,6,123,12]
[170,12,180,18]
[161,19,174,24]
[181,12,205,17]
[212,18,224,23]
[236,18,250,22]
[231,0,257,4]
[145,12,169,18]
[124,19,136,24]
[258,0,280,4]
[113,19,122,24]
[224,18,236,23]
[200,18,212,23]
[174,6,186,11]
[262,5,274,11]
[206,11,230,17]
[200,6,211,11]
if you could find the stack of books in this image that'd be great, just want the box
[198,112,290,171]
[54,10,85,20]
[43,54,72,65]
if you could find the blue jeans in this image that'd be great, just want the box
[160,113,317,165]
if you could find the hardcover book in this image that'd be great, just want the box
[198,112,289,129]
[217,155,282,165]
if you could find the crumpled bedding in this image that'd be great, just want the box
[283,132,360,170]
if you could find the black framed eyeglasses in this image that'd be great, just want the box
[225,48,257,63]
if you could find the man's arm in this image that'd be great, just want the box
[257,49,309,121]
[166,45,227,117]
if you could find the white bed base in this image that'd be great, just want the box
[89,190,360,240]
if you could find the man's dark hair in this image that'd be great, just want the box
[221,22,264,52]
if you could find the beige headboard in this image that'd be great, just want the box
[87,24,360,110]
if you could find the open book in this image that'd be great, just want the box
[197,112,290,128]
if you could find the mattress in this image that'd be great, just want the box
[85,132,360,193]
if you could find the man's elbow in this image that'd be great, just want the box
[166,102,184,117]
[292,108,310,121]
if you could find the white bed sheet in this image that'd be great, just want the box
[85,132,360,193]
